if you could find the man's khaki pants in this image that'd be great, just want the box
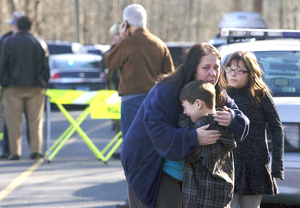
[3,87,45,156]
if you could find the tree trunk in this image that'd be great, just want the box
[232,0,242,11]
[186,0,193,42]
[6,0,16,15]
[197,0,202,42]
[253,0,263,14]
[279,0,284,29]
[293,4,298,29]
[23,0,30,14]
[31,0,40,35]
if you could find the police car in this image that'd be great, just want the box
[208,12,267,48]
[218,28,300,205]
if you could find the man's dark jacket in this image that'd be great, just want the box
[0,31,13,46]
[0,31,50,87]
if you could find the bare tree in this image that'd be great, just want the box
[253,0,263,14]
[23,0,30,14]
[293,4,298,29]
[279,0,285,29]
[5,0,16,15]
[186,0,193,41]
[81,0,87,44]
[31,0,41,35]
[232,0,242,11]
[196,0,203,42]
[2,0,300,45]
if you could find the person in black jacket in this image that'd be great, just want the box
[0,16,50,160]
[224,51,284,208]
[0,31,13,159]
[0,11,24,159]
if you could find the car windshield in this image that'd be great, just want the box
[254,51,300,97]
[51,58,102,70]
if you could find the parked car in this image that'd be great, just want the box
[218,28,300,206]
[85,44,110,56]
[46,40,87,55]
[208,12,267,48]
[48,53,108,91]
[166,42,195,68]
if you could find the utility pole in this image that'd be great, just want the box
[73,0,79,42]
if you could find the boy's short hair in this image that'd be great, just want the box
[179,80,216,109]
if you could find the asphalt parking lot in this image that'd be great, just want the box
[0,109,127,208]
[0,108,299,208]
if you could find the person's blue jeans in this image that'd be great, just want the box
[120,94,147,139]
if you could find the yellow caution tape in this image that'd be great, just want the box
[45,89,121,119]
[90,90,121,119]
[46,89,97,104]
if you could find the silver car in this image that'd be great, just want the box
[219,28,300,205]
[49,54,108,91]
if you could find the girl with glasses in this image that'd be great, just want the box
[224,51,284,208]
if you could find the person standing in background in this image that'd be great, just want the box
[0,11,25,159]
[106,22,121,136]
[0,16,50,160]
[103,4,174,139]
[103,4,174,208]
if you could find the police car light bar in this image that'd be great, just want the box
[220,28,300,40]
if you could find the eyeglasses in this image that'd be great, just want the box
[225,67,249,75]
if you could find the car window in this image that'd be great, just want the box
[48,45,73,55]
[87,49,102,56]
[168,46,190,68]
[254,51,300,97]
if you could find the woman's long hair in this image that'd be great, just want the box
[160,43,227,107]
[224,51,270,107]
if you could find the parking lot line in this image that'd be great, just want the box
[0,120,113,202]
[0,159,44,201]
[0,135,81,202]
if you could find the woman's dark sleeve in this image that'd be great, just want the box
[143,83,199,161]
[262,92,284,180]
[224,91,250,142]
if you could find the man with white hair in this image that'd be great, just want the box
[103,4,174,208]
[104,4,174,140]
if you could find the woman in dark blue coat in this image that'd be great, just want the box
[121,43,250,208]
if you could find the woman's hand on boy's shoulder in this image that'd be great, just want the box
[196,125,221,146]
[214,106,232,127]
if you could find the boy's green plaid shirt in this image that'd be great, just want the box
[179,114,236,208]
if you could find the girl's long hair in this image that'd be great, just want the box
[224,51,270,107]
[160,43,227,107]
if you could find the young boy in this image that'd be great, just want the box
[179,80,236,208]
